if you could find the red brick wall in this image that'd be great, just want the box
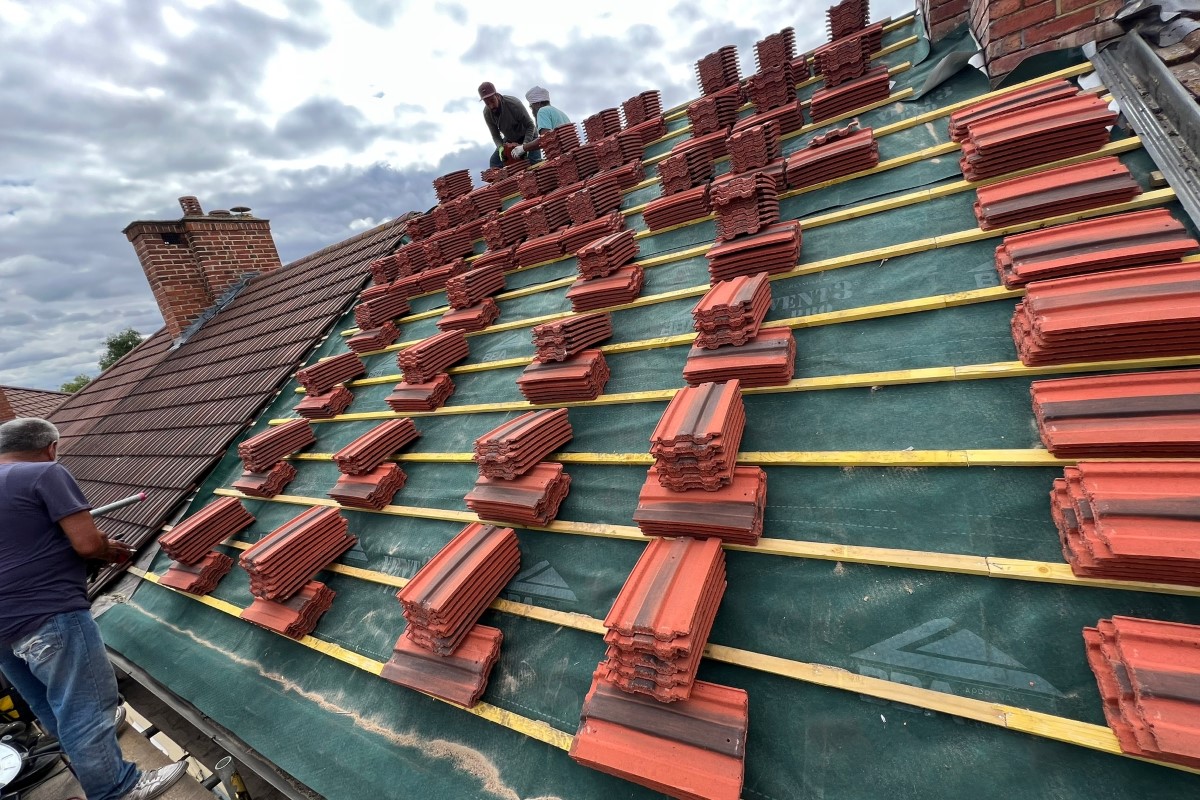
[0,388,15,422]
[971,0,1122,81]
[125,201,282,338]
[921,0,971,42]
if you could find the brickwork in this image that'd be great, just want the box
[124,198,282,337]
[970,0,1122,82]
[920,0,971,42]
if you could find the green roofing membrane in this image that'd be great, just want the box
[99,14,1200,800]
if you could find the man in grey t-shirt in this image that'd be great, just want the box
[479,81,540,168]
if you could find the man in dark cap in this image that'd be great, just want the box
[478,81,539,168]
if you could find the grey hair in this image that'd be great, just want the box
[0,417,60,454]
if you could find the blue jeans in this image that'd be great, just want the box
[0,610,139,800]
[488,146,542,169]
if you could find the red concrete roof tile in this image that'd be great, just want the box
[465,461,572,526]
[295,352,366,395]
[159,551,234,596]
[483,210,528,250]
[1012,261,1200,365]
[471,244,517,273]
[437,298,501,332]
[241,580,335,639]
[634,465,767,545]
[293,385,355,419]
[347,322,401,355]
[584,108,623,144]
[159,496,255,565]
[659,149,715,197]
[560,212,626,255]
[328,462,407,510]
[517,349,611,404]
[532,312,613,362]
[683,326,796,388]
[1031,368,1200,456]
[238,418,316,472]
[651,381,746,492]
[813,27,877,87]
[555,145,602,186]
[565,264,646,312]
[809,66,890,122]
[710,173,780,242]
[231,461,296,499]
[620,117,664,154]
[949,78,1081,142]
[568,183,624,225]
[730,98,806,138]
[754,27,797,72]
[622,90,663,129]
[380,623,504,708]
[746,62,797,112]
[474,408,574,479]
[974,157,1142,230]
[569,674,748,800]
[643,184,712,232]
[577,230,639,280]
[693,272,772,349]
[827,0,870,40]
[785,124,879,189]
[332,418,420,475]
[994,209,1199,287]
[517,167,559,201]
[728,121,781,175]
[515,231,565,268]
[695,45,742,97]
[397,330,470,384]
[705,220,801,283]
[447,264,506,310]
[385,373,456,412]
[542,122,582,161]
[433,169,473,203]
[687,93,740,137]
[240,507,355,601]
[397,522,520,654]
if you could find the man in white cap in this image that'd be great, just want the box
[478,81,539,168]
[510,86,571,160]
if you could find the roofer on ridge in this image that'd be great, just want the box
[479,81,539,169]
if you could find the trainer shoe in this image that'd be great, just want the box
[121,761,188,799]
[115,704,128,734]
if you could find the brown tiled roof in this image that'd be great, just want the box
[48,217,407,557]
[0,385,70,420]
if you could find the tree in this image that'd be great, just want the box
[61,374,92,393]
[98,328,144,371]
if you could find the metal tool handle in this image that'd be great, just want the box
[90,492,147,517]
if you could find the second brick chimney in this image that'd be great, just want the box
[124,197,283,338]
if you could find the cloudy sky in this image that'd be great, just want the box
[0,0,912,391]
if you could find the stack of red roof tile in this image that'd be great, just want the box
[995,209,1199,287]
[355,289,411,330]
[594,136,626,171]
[785,124,879,189]
[674,130,730,165]
[746,62,796,111]
[706,220,801,282]
[242,580,336,639]
[731,98,806,137]
[522,197,570,238]
[1052,461,1200,585]
[658,149,714,196]
[398,330,470,383]
[693,273,771,349]
[359,283,392,304]
[232,461,296,499]
[635,465,767,545]
[294,385,354,419]
[433,169,473,202]
[729,121,781,174]
[438,299,500,332]
[347,322,400,355]
[394,243,428,276]
[447,265,505,310]
[542,123,582,160]
[710,173,779,242]
[532,312,613,361]
[1031,369,1200,457]
[159,551,234,596]
[385,374,456,412]
[687,94,740,137]
[433,225,476,259]
[570,673,748,800]
[683,326,796,388]
[482,210,527,250]
[474,409,573,479]
[561,212,625,254]
[396,522,520,655]
[415,259,468,294]
[406,213,436,242]
[480,165,511,184]
[333,418,420,475]
[566,265,645,312]
[517,349,611,403]
[814,33,869,87]
[650,381,745,492]
[949,79,1080,142]
[827,0,869,40]
[695,45,741,96]
[369,255,401,284]
[568,183,623,225]
[296,352,366,395]
[974,157,1141,230]
[809,66,890,122]
[1084,616,1200,768]
[755,27,797,71]
[517,166,560,200]
[472,245,517,273]
[618,122,656,158]
[515,232,565,267]
[240,507,356,602]
[578,230,639,279]
[585,108,623,143]
[598,536,727,701]
[622,90,663,128]
[430,203,460,233]
[329,462,407,510]
[239,419,316,472]
[465,461,572,526]
[1012,262,1200,365]
[160,496,255,564]
[381,622,505,707]
[465,184,502,217]
[643,184,711,231]
[586,167,632,201]
[958,94,1116,181]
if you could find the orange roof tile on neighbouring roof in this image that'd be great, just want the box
[0,384,70,420]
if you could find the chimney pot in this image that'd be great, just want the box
[209,209,232,217]
[179,196,204,216]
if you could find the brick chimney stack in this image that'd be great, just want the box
[124,196,283,338]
